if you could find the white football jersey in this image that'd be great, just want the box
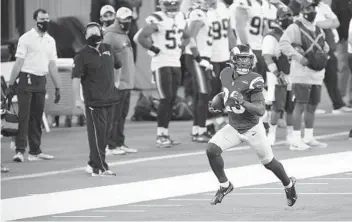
[185,8,213,59]
[235,0,278,50]
[210,1,231,62]
[145,11,187,71]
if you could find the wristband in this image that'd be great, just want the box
[149,45,160,54]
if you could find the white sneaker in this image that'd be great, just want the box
[85,164,93,174]
[105,147,126,155]
[332,106,352,115]
[289,140,311,151]
[28,153,54,161]
[13,152,24,162]
[120,144,138,153]
[304,138,328,148]
[315,109,326,114]
[156,136,172,148]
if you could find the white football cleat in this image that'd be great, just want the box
[303,138,328,148]
[289,140,311,151]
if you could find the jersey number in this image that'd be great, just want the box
[165,29,182,49]
[223,87,245,114]
[207,19,229,45]
[249,16,275,36]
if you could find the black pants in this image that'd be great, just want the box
[108,90,131,148]
[184,54,211,128]
[86,105,114,172]
[128,22,138,63]
[16,91,46,155]
[153,67,181,128]
[15,72,46,155]
[323,52,345,110]
[211,62,228,99]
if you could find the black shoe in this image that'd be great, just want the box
[211,182,234,205]
[65,116,72,128]
[349,129,352,140]
[285,177,297,207]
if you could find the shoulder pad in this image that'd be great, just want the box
[220,67,234,87]
[188,8,206,21]
[248,73,264,91]
[146,12,163,24]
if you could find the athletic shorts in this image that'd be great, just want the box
[152,66,181,99]
[184,54,212,94]
[292,83,322,105]
[272,85,294,113]
[209,123,274,164]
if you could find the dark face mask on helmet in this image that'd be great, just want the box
[37,21,49,32]
[119,21,132,32]
[87,34,102,47]
[279,17,293,29]
[303,11,317,22]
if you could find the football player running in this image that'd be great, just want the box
[135,0,186,148]
[207,45,297,206]
[184,0,215,143]
[234,0,283,133]
[262,6,294,146]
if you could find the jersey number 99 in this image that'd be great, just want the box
[223,87,245,114]
[207,18,229,45]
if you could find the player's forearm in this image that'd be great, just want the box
[263,55,278,75]
[242,101,265,116]
[72,78,82,102]
[49,61,61,89]
[235,25,249,45]
[279,39,303,62]
[137,34,153,50]
[9,58,24,85]
[316,19,340,29]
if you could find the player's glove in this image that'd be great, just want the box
[230,91,244,105]
[148,45,161,57]
[208,101,223,113]
[199,59,213,71]
[5,85,16,99]
[276,71,287,85]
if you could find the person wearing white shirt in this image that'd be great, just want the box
[315,0,352,114]
[6,9,61,163]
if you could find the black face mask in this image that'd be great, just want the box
[119,22,131,32]
[37,21,49,32]
[279,18,293,29]
[223,0,234,5]
[303,11,317,22]
[87,34,102,47]
[104,19,115,27]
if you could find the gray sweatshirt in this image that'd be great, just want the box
[279,16,329,85]
[103,23,135,90]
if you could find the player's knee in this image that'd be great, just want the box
[293,103,305,112]
[206,143,222,157]
[306,104,317,113]
[263,157,280,170]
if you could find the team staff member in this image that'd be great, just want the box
[104,7,137,155]
[100,5,116,31]
[72,22,121,176]
[280,0,330,150]
[7,9,61,162]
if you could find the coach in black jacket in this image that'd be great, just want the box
[72,22,121,176]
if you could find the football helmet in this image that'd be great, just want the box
[190,0,214,11]
[230,44,254,76]
[160,0,181,17]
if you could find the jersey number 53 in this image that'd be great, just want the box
[223,87,246,114]
[165,29,183,49]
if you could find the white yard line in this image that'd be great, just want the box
[93,210,146,213]
[169,199,209,201]
[52,215,106,218]
[203,193,352,196]
[311,177,352,180]
[129,204,181,207]
[239,187,284,190]
[2,131,348,182]
[3,151,352,221]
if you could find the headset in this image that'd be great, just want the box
[83,22,103,38]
